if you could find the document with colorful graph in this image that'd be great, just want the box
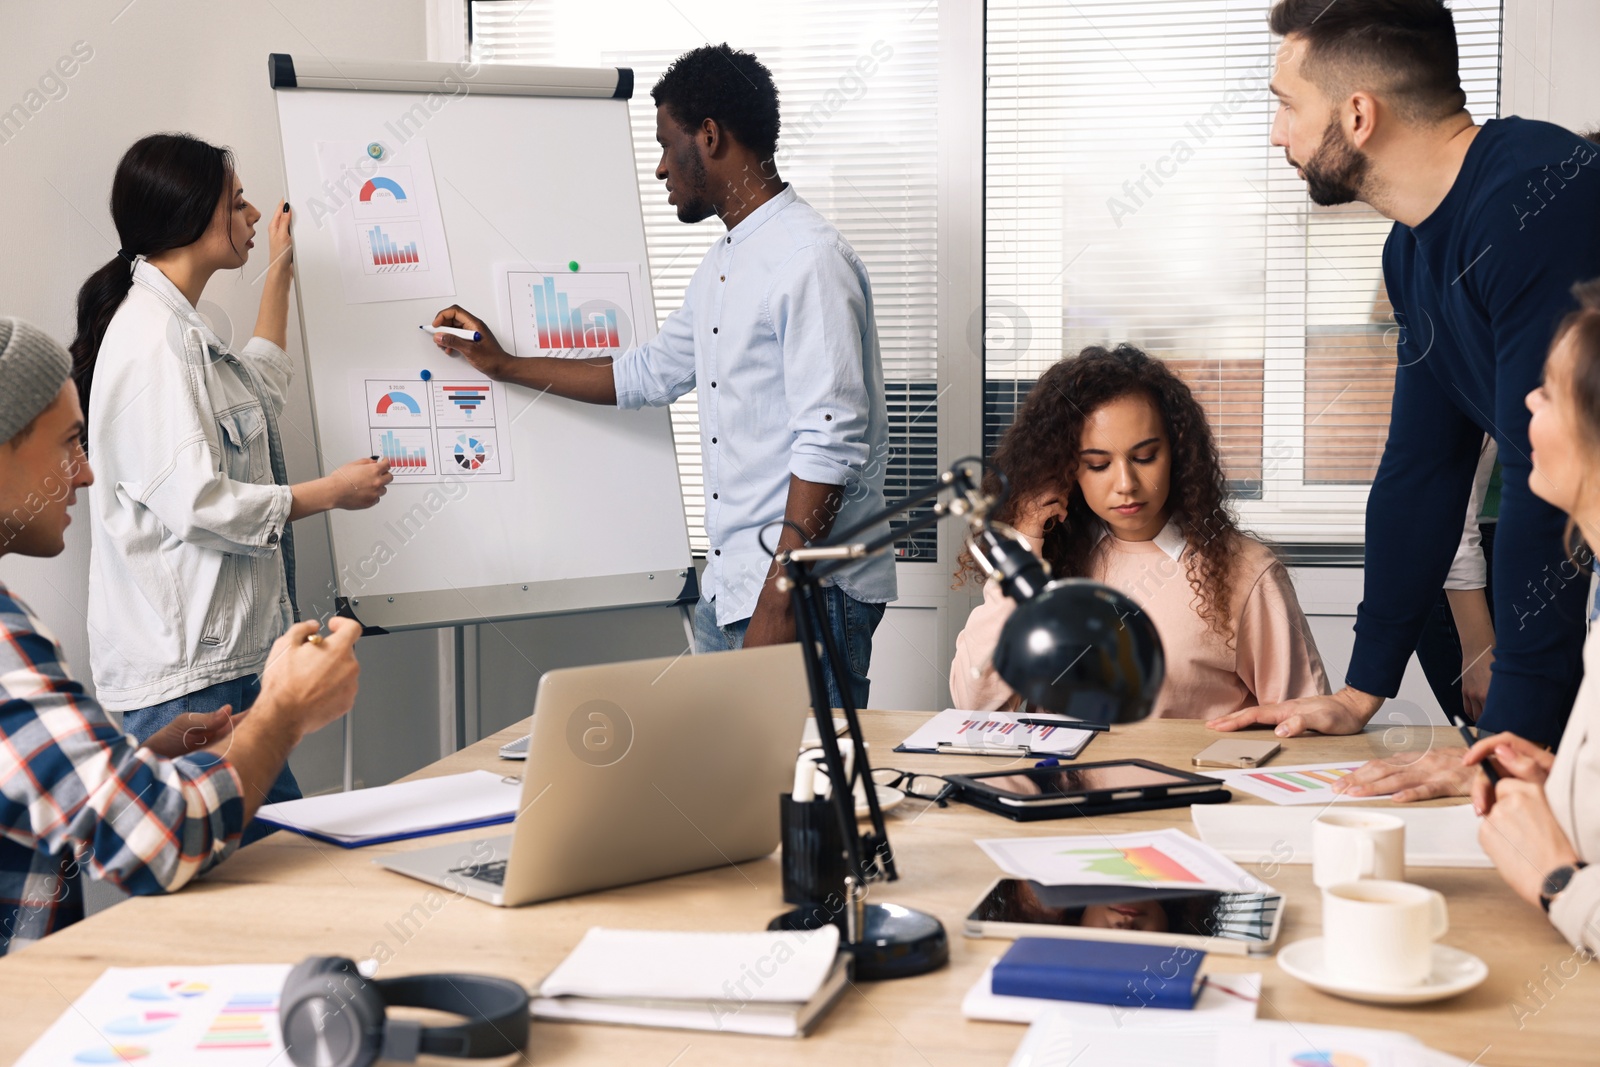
[977,828,1271,892]
[1208,762,1395,806]
[895,708,1098,758]
[14,964,291,1066]
[315,138,456,304]
[497,261,650,361]
[356,373,514,483]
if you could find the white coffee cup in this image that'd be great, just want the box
[1321,879,1449,987]
[1313,810,1405,889]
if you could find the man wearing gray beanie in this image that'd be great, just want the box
[0,317,366,955]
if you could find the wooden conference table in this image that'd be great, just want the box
[1,714,1593,1065]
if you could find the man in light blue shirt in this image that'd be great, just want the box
[430,44,896,709]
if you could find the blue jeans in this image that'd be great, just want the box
[122,676,302,847]
[692,587,886,710]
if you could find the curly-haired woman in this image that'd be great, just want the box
[951,344,1329,720]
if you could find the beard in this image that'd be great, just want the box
[1293,116,1371,206]
[671,144,716,224]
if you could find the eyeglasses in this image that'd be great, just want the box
[871,768,956,806]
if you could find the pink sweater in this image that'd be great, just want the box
[950,533,1330,720]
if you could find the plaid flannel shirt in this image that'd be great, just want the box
[0,584,243,955]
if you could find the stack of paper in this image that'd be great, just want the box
[256,770,521,847]
[896,709,1098,758]
[1191,803,1490,868]
[1008,1014,1479,1067]
[532,926,849,1038]
[15,964,292,1067]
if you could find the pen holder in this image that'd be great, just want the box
[780,793,851,906]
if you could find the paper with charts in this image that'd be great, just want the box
[358,374,514,482]
[315,138,455,304]
[1209,762,1395,806]
[14,964,292,1066]
[978,827,1270,892]
[498,262,648,360]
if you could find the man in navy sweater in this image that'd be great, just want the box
[1210,0,1600,799]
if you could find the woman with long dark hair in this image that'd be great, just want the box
[72,133,390,836]
[952,343,1328,720]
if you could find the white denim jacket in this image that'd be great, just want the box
[85,261,294,711]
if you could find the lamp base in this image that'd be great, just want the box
[769,902,948,980]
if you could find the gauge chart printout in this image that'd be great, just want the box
[499,262,649,360]
[315,138,456,304]
[15,964,293,1066]
[360,375,513,483]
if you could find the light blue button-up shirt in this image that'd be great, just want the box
[612,185,897,625]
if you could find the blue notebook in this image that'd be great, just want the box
[991,937,1206,1010]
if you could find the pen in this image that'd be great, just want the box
[937,742,1031,757]
[422,325,481,342]
[1454,719,1500,787]
[1016,716,1110,733]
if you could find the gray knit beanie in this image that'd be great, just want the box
[0,318,74,444]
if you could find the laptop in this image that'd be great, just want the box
[376,643,812,906]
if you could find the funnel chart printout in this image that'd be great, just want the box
[315,139,456,304]
[359,376,511,482]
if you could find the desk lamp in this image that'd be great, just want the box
[768,458,1165,979]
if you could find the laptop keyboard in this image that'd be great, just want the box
[449,859,507,886]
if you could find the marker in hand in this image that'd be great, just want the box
[422,324,480,342]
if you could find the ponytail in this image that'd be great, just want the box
[70,256,136,421]
[69,133,234,432]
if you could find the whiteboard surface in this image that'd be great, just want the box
[274,84,691,630]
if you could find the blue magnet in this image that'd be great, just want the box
[367,142,385,160]
[420,368,432,381]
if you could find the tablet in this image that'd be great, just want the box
[947,759,1229,820]
[963,877,1284,956]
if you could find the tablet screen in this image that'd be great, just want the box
[976,763,1197,798]
[969,879,1280,943]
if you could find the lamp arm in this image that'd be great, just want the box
[784,557,872,897]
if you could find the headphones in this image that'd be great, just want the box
[280,956,529,1067]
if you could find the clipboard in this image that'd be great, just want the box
[894,709,1098,760]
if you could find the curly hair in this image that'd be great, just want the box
[651,44,781,161]
[961,344,1243,642]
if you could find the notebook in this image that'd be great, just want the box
[255,770,521,847]
[992,936,1205,1010]
[963,960,1260,1025]
[530,926,850,1038]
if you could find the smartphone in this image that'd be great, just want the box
[964,877,1284,956]
[1192,738,1281,769]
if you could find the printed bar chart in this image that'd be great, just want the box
[529,276,622,349]
[374,429,432,473]
[503,264,641,364]
[366,225,419,267]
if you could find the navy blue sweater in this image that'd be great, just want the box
[1357,117,1600,747]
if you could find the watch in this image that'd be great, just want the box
[1540,861,1589,913]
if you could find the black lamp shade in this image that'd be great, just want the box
[992,578,1165,723]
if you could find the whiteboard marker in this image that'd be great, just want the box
[422,325,481,342]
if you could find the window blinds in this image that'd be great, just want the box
[985,0,1502,543]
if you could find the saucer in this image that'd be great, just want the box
[1277,937,1488,1005]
